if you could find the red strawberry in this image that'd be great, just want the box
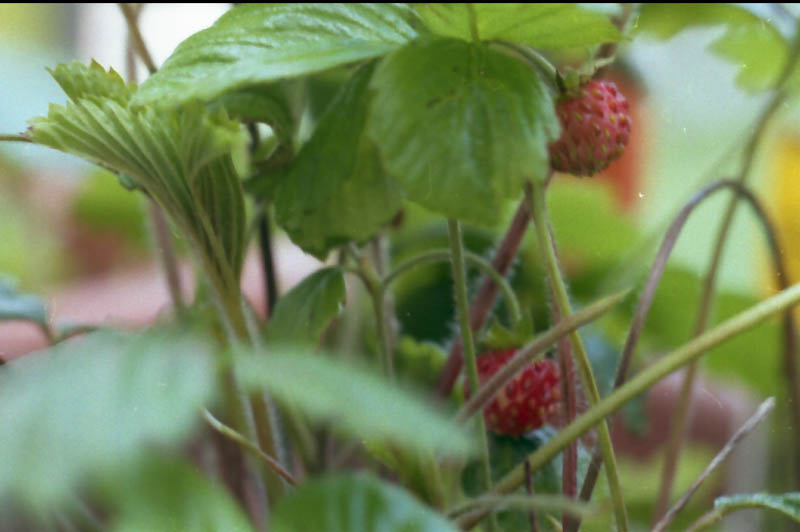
[548,79,632,177]
[473,349,561,437]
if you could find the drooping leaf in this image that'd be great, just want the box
[0,278,47,328]
[265,267,346,346]
[416,4,621,49]
[275,62,402,258]
[0,330,215,509]
[369,38,559,225]
[30,62,248,285]
[210,84,295,143]
[234,348,475,457]
[636,3,789,92]
[134,4,419,109]
[269,473,459,532]
[101,455,253,532]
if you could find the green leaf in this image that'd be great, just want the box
[0,330,215,509]
[275,62,402,258]
[134,4,419,109]
[30,62,248,286]
[234,348,475,457]
[394,336,447,388]
[269,473,459,532]
[211,84,295,143]
[265,267,346,346]
[48,60,134,104]
[416,4,621,49]
[636,3,789,92]
[711,493,800,527]
[369,38,559,225]
[102,455,253,532]
[0,278,47,327]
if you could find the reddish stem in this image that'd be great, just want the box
[436,187,532,397]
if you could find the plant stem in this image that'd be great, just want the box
[119,3,157,74]
[529,178,628,532]
[654,35,800,519]
[0,134,31,143]
[497,42,558,85]
[381,248,523,328]
[447,218,496,532]
[456,288,630,423]
[437,192,532,397]
[456,280,800,529]
[204,409,298,487]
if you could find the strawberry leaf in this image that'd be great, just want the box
[368,38,559,225]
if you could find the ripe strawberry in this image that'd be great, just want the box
[473,349,561,437]
[548,79,631,177]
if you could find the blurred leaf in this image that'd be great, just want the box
[269,473,458,532]
[479,312,534,351]
[31,62,248,285]
[0,278,47,327]
[235,348,475,457]
[394,335,447,388]
[369,38,559,225]
[636,3,789,92]
[72,169,147,246]
[265,267,346,346]
[548,179,641,267]
[275,62,402,259]
[134,4,419,108]
[48,60,134,104]
[417,4,621,49]
[0,330,215,509]
[102,455,252,532]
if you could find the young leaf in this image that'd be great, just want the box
[234,348,475,457]
[133,4,419,109]
[417,4,622,49]
[636,4,789,92]
[0,278,47,328]
[0,330,215,509]
[264,267,346,346]
[368,38,559,225]
[48,60,134,104]
[269,473,459,532]
[274,62,402,259]
[100,455,253,532]
[30,63,248,285]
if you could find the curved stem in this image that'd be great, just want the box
[574,179,797,529]
[447,219,496,532]
[437,191,532,397]
[381,248,523,327]
[654,33,800,520]
[119,3,157,74]
[204,409,297,487]
[496,42,558,85]
[529,178,629,532]
[456,281,800,529]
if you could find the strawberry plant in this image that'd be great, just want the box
[2,3,800,531]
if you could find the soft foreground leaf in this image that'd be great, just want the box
[688,493,800,531]
[0,278,47,328]
[264,267,346,346]
[133,4,419,108]
[0,331,215,509]
[369,38,559,225]
[636,3,789,92]
[234,348,475,457]
[101,455,252,532]
[274,62,403,258]
[417,4,621,49]
[269,473,458,532]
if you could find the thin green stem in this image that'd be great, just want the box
[0,134,31,143]
[381,248,523,327]
[496,42,558,84]
[529,179,628,532]
[467,4,480,42]
[455,281,800,529]
[447,218,496,532]
[204,409,297,487]
[655,31,800,520]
